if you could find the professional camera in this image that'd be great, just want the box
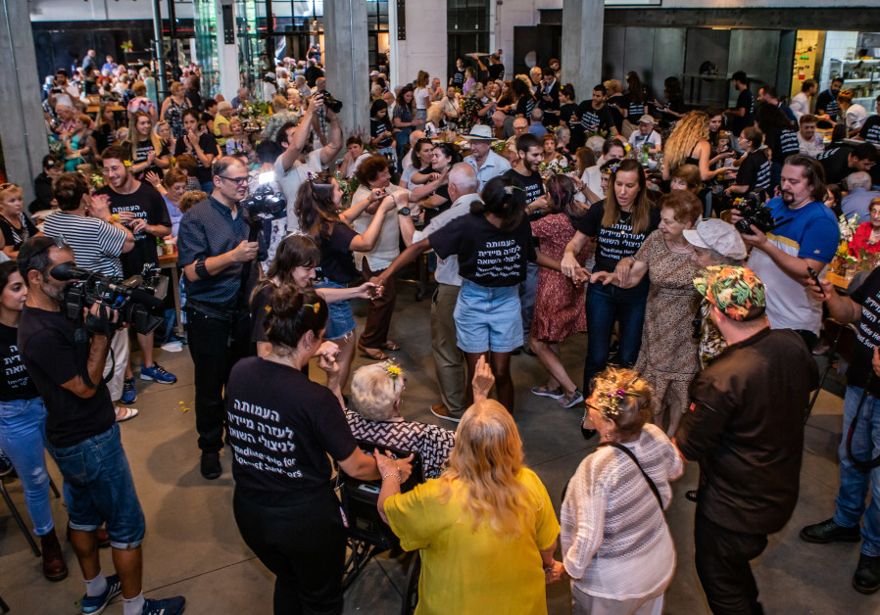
[733,193,776,235]
[240,172,287,221]
[50,262,168,335]
[320,90,343,114]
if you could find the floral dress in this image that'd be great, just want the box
[164,97,190,139]
[531,212,591,342]
[633,231,701,422]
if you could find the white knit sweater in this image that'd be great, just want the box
[560,424,684,600]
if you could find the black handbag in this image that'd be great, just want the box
[600,442,663,509]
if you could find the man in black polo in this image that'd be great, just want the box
[177,156,263,479]
[676,266,818,615]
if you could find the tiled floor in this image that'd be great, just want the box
[1,289,878,614]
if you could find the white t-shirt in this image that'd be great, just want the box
[846,104,869,132]
[790,92,810,120]
[350,184,406,272]
[276,149,325,233]
[580,165,604,200]
[414,87,430,111]
[628,130,662,151]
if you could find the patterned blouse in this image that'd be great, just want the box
[344,410,455,479]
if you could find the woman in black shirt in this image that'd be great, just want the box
[561,159,660,394]
[409,142,461,222]
[369,99,395,162]
[0,184,38,259]
[725,126,772,200]
[228,285,409,615]
[174,109,220,191]
[0,261,67,580]
[127,111,170,179]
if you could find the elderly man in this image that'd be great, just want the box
[463,125,511,191]
[842,171,880,221]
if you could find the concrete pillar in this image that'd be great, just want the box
[324,0,369,136]
[561,0,604,103]
[0,0,49,202]
[217,0,241,101]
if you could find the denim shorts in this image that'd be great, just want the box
[47,423,145,549]
[314,279,356,341]
[454,280,523,353]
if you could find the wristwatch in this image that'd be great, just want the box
[398,206,412,216]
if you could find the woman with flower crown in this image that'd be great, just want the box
[560,367,683,615]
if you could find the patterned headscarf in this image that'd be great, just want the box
[694,265,766,322]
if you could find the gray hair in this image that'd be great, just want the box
[349,363,404,421]
[448,162,479,194]
[847,171,872,191]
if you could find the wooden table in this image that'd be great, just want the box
[158,252,184,337]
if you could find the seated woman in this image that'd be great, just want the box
[561,367,684,615]
[374,359,564,615]
[347,362,455,478]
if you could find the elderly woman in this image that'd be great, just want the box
[591,191,703,435]
[374,359,564,615]
[346,362,455,478]
[848,198,880,257]
[561,367,684,615]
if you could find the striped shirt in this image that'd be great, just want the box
[42,212,126,277]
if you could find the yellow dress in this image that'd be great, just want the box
[383,467,560,615]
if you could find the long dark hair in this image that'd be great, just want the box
[264,285,328,353]
[295,171,339,238]
[472,176,525,232]
[546,174,586,219]
[267,234,321,282]
[602,159,652,235]
[0,261,19,292]
[396,85,415,110]
[626,71,644,104]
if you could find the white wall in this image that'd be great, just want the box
[394,0,447,87]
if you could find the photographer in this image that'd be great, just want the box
[799,270,880,594]
[17,237,185,615]
[178,156,265,480]
[732,155,839,347]
[42,172,138,422]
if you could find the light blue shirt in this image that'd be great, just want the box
[464,150,511,192]
[842,187,880,223]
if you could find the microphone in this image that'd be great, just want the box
[50,262,91,281]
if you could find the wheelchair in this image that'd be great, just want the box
[338,440,423,615]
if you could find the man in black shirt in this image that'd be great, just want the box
[30,154,62,214]
[817,77,844,123]
[178,156,262,479]
[725,71,755,136]
[17,237,185,615]
[818,142,878,185]
[502,134,549,353]
[576,84,618,137]
[859,95,880,145]
[677,266,817,614]
[800,270,880,594]
[756,87,799,187]
[538,67,560,127]
[98,145,176,397]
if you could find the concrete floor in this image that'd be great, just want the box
[1,288,879,615]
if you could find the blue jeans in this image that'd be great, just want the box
[0,397,54,536]
[47,423,145,549]
[584,282,648,392]
[834,385,880,556]
[314,280,356,341]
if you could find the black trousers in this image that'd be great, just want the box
[694,513,768,615]
[233,487,346,615]
[186,308,252,453]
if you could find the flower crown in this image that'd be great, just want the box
[601,162,621,176]
[382,360,402,380]
[503,185,525,196]
[591,373,643,419]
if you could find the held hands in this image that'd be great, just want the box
[316,341,341,374]
[367,276,386,299]
[544,560,566,585]
[354,282,383,300]
[590,271,617,286]
[86,193,112,221]
[613,257,635,287]
[472,355,495,401]
[233,240,259,263]
[374,448,415,483]
[129,218,148,234]
[560,252,580,279]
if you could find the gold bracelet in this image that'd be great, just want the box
[381,470,400,482]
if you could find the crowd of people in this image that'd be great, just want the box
[2,47,880,615]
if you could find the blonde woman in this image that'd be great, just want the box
[127,111,169,177]
[561,367,683,615]
[376,359,564,615]
[346,362,455,478]
[153,120,176,159]
[662,111,729,183]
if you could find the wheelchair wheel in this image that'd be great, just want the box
[400,552,420,615]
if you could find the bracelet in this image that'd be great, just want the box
[381,470,401,482]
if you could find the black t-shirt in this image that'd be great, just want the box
[452,69,466,89]
[174,132,219,184]
[577,101,615,135]
[575,201,660,276]
[731,89,755,135]
[429,212,537,287]
[606,94,626,131]
[0,214,38,250]
[488,63,505,81]
[0,323,38,402]
[418,166,452,222]
[98,182,172,277]
[860,115,880,145]
[128,139,168,178]
[317,222,359,284]
[624,94,646,122]
[226,357,357,493]
[847,268,880,396]
[515,95,536,118]
[370,117,393,149]
[18,306,115,447]
[816,89,840,121]
[818,145,853,185]
[501,168,545,206]
[736,149,772,193]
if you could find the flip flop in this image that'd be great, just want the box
[358,344,388,361]
[115,406,139,423]
[382,340,401,351]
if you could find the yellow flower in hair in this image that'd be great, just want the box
[123,160,132,168]
[386,364,402,379]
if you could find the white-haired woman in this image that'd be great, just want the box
[561,367,684,615]
[346,362,455,478]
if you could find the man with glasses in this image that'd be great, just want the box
[178,156,264,479]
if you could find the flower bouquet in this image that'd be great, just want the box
[538,157,570,181]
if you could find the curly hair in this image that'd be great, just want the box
[664,111,709,174]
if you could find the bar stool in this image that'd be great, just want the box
[0,469,61,557]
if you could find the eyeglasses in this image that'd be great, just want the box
[217,175,249,186]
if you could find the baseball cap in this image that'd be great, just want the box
[639,114,656,125]
[683,219,747,260]
[694,266,766,321]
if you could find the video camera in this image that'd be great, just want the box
[50,262,168,335]
[733,193,776,235]
[316,90,343,114]
[240,172,287,221]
